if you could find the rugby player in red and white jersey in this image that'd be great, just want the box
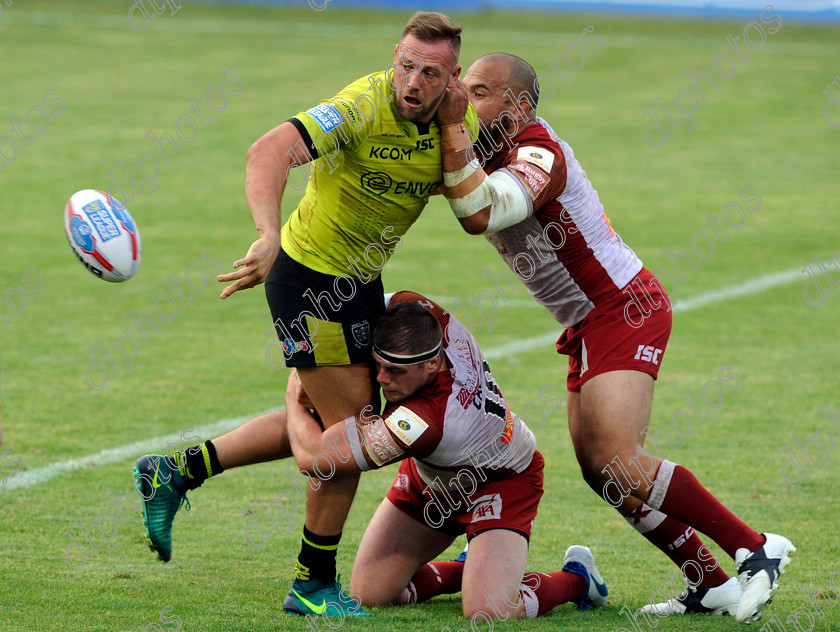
[285,291,609,620]
[432,53,794,624]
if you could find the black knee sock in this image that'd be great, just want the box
[295,525,341,583]
[179,440,224,490]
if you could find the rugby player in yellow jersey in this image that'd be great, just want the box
[132,11,478,619]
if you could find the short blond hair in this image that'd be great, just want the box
[402,11,462,59]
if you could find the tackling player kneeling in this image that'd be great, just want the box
[286,291,608,620]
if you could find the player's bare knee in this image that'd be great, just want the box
[585,449,631,482]
[463,579,524,620]
[463,598,524,621]
[589,450,645,486]
[351,584,399,607]
[588,436,642,468]
[580,465,603,492]
[347,579,371,604]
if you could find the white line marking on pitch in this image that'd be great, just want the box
[670,267,803,312]
[3,265,805,493]
[3,410,277,493]
[446,266,806,359]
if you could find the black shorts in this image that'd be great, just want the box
[265,249,385,368]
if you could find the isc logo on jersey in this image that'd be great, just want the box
[384,407,428,446]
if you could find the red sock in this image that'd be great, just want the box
[652,462,765,559]
[406,561,464,603]
[626,504,730,588]
[521,571,586,617]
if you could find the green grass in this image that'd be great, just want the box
[1,2,839,631]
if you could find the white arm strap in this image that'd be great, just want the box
[445,161,534,231]
[343,417,372,471]
[484,169,533,233]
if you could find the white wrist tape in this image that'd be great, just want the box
[443,157,481,187]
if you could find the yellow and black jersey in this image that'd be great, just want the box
[283,68,479,278]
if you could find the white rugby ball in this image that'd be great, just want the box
[65,189,141,282]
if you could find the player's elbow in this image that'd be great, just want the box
[293,452,316,476]
[458,208,491,235]
[247,122,298,166]
[247,135,274,164]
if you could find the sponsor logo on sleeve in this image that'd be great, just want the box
[306,103,344,133]
[516,146,555,172]
[384,407,429,446]
[508,162,549,200]
[364,422,405,467]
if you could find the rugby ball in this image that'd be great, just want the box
[65,189,141,282]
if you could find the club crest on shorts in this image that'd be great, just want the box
[351,320,371,347]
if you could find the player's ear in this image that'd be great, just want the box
[518,97,533,121]
[426,354,443,376]
[451,63,462,81]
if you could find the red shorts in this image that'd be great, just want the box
[556,268,673,392]
[385,451,544,541]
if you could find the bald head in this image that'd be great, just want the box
[476,53,539,110]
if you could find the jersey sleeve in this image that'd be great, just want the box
[500,143,567,211]
[346,401,443,470]
[288,72,478,165]
[289,73,380,160]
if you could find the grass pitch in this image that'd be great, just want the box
[1,2,839,631]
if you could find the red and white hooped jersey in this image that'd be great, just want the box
[347,291,536,493]
[482,117,643,328]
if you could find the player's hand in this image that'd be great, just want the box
[435,77,469,126]
[285,368,297,400]
[217,235,281,299]
[285,369,309,411]
[295,377,315,409]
